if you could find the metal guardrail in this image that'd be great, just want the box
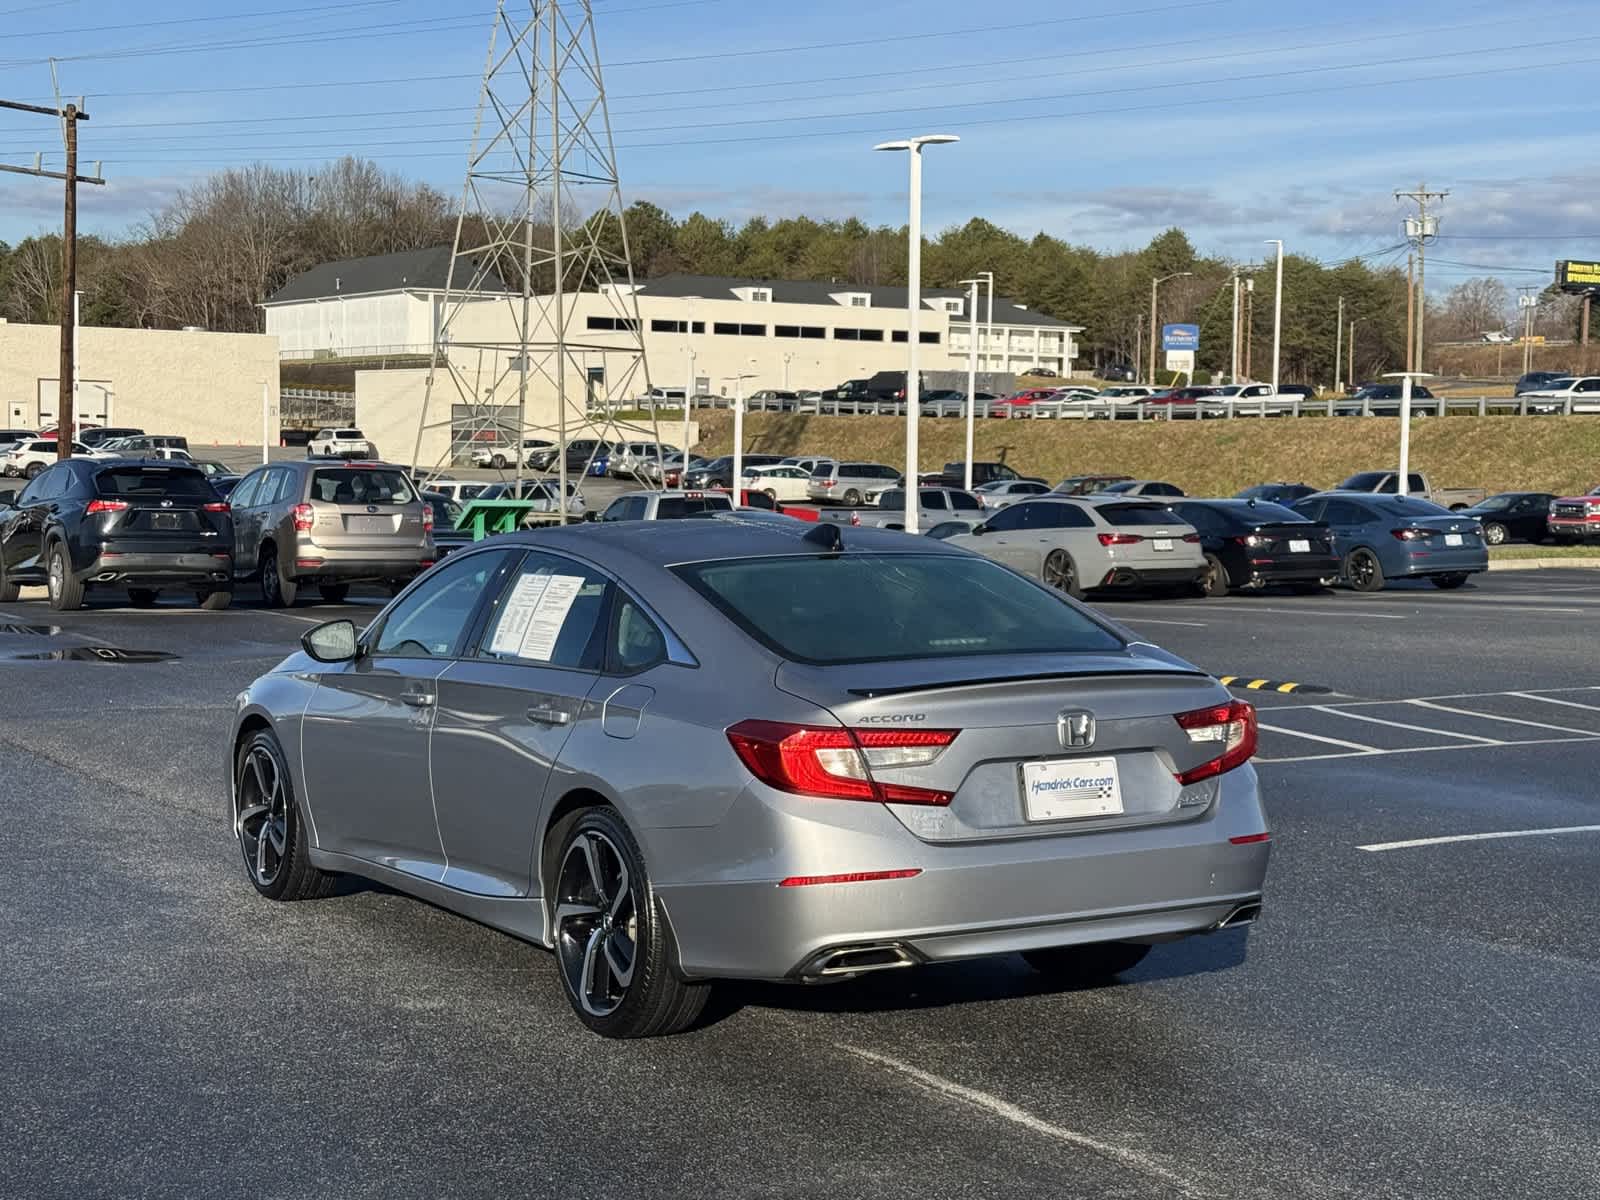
[278,344,432,361]
[677,393,1591,420]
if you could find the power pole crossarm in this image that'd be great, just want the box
[1396,183,1448,376]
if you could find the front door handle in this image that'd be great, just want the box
[526,704,572,726]
[401,686,436,708]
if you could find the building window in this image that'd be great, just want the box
[651,319,680,333]
[835,327,883,342]
[851,296,869,307]
[939,299,963,314]
[891,331,943,345]
[587,316,639,332]
[713,322,738,335]
[751,288,771,303]
[713,322,767,337]
[801,326,824,339]
[776,325,826,340]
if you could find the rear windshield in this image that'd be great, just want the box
[335,429,365,439]
[1098,503,1180,526]
[1340,472,1387,489]
[656,496,732,518]
[309,467,415,505]
[674,553,1123,665]
[95,466,213,497]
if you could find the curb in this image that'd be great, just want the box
[1218,676,1334,696]
[1487,558,1600,571]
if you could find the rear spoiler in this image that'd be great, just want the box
[848,668,1211,699]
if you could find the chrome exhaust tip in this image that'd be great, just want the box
[1211,901,1263,931]
[798,942,919,982]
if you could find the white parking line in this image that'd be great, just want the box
[1358,825,1600,852]
[1257,723,1379,752]
[1407,699,1598,737]
[1183,605,1408,621]
[1507,691,1600,714]
[1256,734,1600,764]
[1314,706,1502,744]
[1320,686,1600,708]
[1114,617,1210,628]
[840,1046,1207,1197]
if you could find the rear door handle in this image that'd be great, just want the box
[401,686,436,708]
[526,705,572,726]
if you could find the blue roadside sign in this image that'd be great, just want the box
[1162,323,1200,352]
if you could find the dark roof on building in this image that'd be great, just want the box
[264,246,512,305]
[634,273,1079,329]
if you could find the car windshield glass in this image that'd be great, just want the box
[1341,472,1387,489]
[657,496,732,518]
[1098,503,1180,526]
[1237,501,1308,523]
[94,466,212,497]
[309,467,414,504]
[1473,495,1517,512]
[674,553,1123,665]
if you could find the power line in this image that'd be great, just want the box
[0,0,402,42]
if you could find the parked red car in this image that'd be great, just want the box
[1144,386,1218,418]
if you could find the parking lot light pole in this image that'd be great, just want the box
[959,277,981,490]
[726,371,757,500]
[875,133,959,535]
[1147,272,1192,386]
[1265,240,1284,394]
[682,345,695,473]
[979,270,995,374]
[1384,372,1432,496]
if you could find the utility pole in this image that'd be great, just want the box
[1519,288,1539,376]
[1230,269,1241,382]
[1334,295,1344,393]
[1347,319,1357,388]
[1583,293,1593,349]
[1265,240,1284,394]
[1244,279,1255,378]
[1397,182,1447,374]
[1,97,104,456]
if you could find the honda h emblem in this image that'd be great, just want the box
[1058,710,1095,749]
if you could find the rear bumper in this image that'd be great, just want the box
[652,767,1270,981]
[1242,555,1341,585]
[285,545,434,582]
[82,550,233,587]
[1093,564,1204,589]
[1396,547,1489,575]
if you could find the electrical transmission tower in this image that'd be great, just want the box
[412,0,657,511]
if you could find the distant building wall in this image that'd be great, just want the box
[0,320,279,444]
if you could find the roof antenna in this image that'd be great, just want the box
[802,523,844,553]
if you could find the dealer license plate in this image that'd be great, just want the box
[1289,538,1311,553]
[345,515,390,534]
[1022,757,1124,822]
[1445,533,1463,546]
[1152,537,1174,552]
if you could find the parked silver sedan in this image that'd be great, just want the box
[944,496,1207,597]
[227,521,1269,1038]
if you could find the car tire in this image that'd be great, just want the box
[46,541,84,611]
[1483,522,1508,546]
[491,453,508,470]
[1022,941,1151,982]
[843,489,862,506]
[197,589,232,610]
[127,587,159,607]
[0,557,18,603]
[1432,573,1470,590]
[234,729,338,902]
[1199,553,1229,597]
[1344,547,1384,593]
[549,806,710,1039]
[318,583,350,604]
[762,488,778,501]
[1042,548,1084,600]
[260,545,298,608]
[25,461,45,479]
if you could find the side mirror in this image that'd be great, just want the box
[584,510,602,523]
[301,619,359,664]
[0,489,16,507]
[972,523,988,535]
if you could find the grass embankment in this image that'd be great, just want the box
[1490,544,1600,560]
[695,412,1600,497]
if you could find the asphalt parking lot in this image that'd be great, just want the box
[3,569,1597,1199]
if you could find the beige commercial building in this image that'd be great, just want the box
[0,319,280,445]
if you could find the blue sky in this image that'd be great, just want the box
[2,0,1599,290]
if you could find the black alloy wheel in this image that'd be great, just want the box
[1344,547,1384,593]
[1042,549,1084,600]
[234,730,336,901]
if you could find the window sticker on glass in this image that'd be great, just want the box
[489,573,586,661]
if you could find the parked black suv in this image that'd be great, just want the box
[77,426,145,448]
[1171,498,1338,597]
[0,459,234,610]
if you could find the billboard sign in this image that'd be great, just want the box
[1557,260,1600,293]
[1165,350,1196,375]
[1162,323,1200,352]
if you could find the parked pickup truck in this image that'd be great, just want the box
[1547,487,1600,542]
[926,460,1045,490]
[596,490,735,522]
[816,486,985,531]
[1336,471,1487,512]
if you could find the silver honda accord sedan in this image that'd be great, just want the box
[227,519,1270,1038]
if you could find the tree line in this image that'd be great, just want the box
[0,154,1565,384]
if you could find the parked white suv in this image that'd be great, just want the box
[2,439,91,478]
[307,428,373,458]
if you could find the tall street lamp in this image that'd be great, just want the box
[1265,239,1284,394]
[1147,272,1192,386]
[1383,372,1432,495]
[875,132,959,535]
[959,277,982,490]
[726,368,758,499]
[978,269,995,375]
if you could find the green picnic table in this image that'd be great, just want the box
[454,498,562,541]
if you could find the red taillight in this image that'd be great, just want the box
[1390,527,1429,541]
[1097,532,1144,546]
[203,501,229,513]
[1181,532,1201,543]
[1232,534,1268,548]
[292,502,315,532]
[725,720,958,806]
[422,503,435,533]
[1229,832,1271,845]
[822,479,836,488]
[850,511,861,526]
[85,499,129,515]
[1173,700,1258,784]
[779,870,922,888]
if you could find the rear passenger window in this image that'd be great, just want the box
[479,552,611,670]
[230,472,265,508]
[610,595,667,674]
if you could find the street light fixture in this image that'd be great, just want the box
[958,277,983,490]
[725,369,759,500]
[1265,239,1284,394]
[1147,272,1192,386]
[875,133,960,534]
[1383,372,1432,495]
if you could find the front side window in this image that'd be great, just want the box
[983,503,1031,531]
[479,552,611,670]
[675,553,1123,666]
[373,550,512,659]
